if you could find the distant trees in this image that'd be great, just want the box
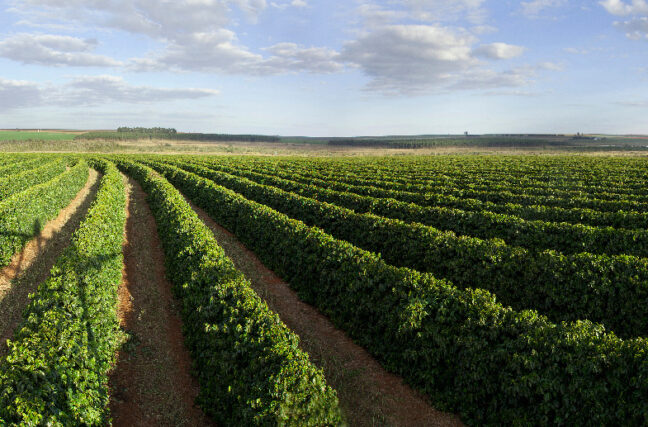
[117,127,177,135]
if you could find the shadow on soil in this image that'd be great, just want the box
[0,174,101,357]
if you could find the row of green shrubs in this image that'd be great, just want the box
[0,159,126,425]
[215,157,648,216]
[0,157,48,179]
[114,159,342,425]
[242,158,648,201]
[0,160,88,270]
[150,160,648,425]
[198,161,648,253]
[164,160,648,339]
[215,161,648,230]
[0,157,68,202]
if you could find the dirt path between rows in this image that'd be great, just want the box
[186,199,463,427]
[108,176,215,427]
[0,168,99,357]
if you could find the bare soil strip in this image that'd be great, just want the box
[109,176,215,427]
[0,168,100,357]
[185,198,463,427]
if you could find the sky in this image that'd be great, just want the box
[0,0,647,136]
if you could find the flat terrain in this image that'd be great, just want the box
[0,130,80,141]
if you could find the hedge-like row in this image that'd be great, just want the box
[192,161,648,251]
[0,160,88,270]
[214,160,648,229]
[0,157,68,202]
[204,158,648,214]
[0,159,126,425]
[214,158,648,202]
[0,157,49,179]
[162,160,648,338]
[194,157,647,226]
[247,159,648,201]
[0,155,29,168]
[147,159,648,425]
[227,156,648,194]
[115,159,342,425]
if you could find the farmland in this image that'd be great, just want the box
[0,153,647,425]
[0,130,79,142]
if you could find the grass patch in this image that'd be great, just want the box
[0,131,78,142]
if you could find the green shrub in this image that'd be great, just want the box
[115,159,342,426]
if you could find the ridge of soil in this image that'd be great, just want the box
[185,197,463,427]
[108,176,215,427]
[0,168,100,357]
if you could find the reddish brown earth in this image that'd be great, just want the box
[108,176,215,427]
[0,168,99,357]
[185,198,463,427]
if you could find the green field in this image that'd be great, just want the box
[1,153,648,425]
[0,131,78,142]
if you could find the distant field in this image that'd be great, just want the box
[0,131,79,142]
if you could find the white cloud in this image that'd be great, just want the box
[474,43,526,59]
[9,0,262,37]
[130,31,341,74]
[600,1,648,38]
[340,24,477,93]
[130,30,262,72]
[401,0,488,23]
[471,25,498,35]
[520,0,567,17]
[451,68,533,90]
[10,0,339,76]
[0,33,121,67]
[60,75,219,105]
[270,0,306,9]
[537,61,564,71]
[356,4,407,27]
[354,0,487,26]
[564,47,589,54]
[600,0,648,15]
[261,43,342,73]
[614,16,648,38]
[0,74,219,111]
[0,78,43,111]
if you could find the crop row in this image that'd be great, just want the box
[0,157,68,202]
[237,155,647,185]
[0,157,50,179]
[158,160,648,339]
[114,159,342,425]
[149,160,648,425]
[212,158,648,202]
[200,158,648,217]
[189,161,648,252]
[205,156,648,196]
[0,160,88,270]
[0,159,126,424]
[196,157,648,226]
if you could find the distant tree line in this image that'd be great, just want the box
[78,128,280,143]
[117,127,177,135]
[172,133,280,142]
[328,137,573,149]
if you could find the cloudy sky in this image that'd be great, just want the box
[0,0,646,135]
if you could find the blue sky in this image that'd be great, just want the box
[0,0,646,136]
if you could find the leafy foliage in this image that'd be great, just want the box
[0,157,69,202]
[148,160,648,425]
[0,159,88,270]
[0,159,126,425]
[160,160,648,339]
[114,159,342,426]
